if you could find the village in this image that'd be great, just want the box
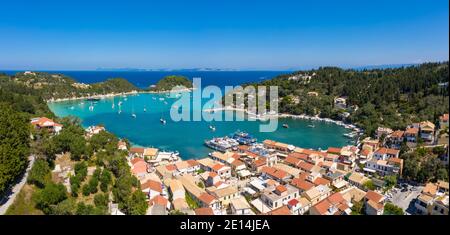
[26,113,449,216]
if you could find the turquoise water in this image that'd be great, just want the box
[48,93,351,159]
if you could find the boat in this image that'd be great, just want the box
[209,125,216,131]
[89,103,94,111]
[164,101,168,105]
[118,101,123,106]
[159,98,165,101]
[229,131,257,145]
[152,97,156,100]
[118,110,121,114]
[112,103,115,109]
[69,106,75,110]
[132,113,137,118]
[86,98,100,102]
[204,138,231,152]
[160,118,166,124]
[307,124,315,128]
[144,106,147,112]
[282,124,289,128]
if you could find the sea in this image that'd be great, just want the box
[3,70,352,159]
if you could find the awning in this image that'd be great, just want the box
[363,167,376,173]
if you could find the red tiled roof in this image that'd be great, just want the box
[327,147,342,154]
[284,156,301,166]
[261,166,288,180]
[141,180,162,193]
[265,205,291,215]
[298,172,310,180]
[253,158,266,167]
[390,130,404,138]
[313,177,331,186]
[165,164,177,171]
[405,128,419,135]
[212,163,226,172]
[186,159,200,167]
[298,161,314,172]
[275,185,287,193]
[291,178,314,191]
[198,193,216,205]
[365,190,383,203]
[360,149,371,156]
[288,198,299,207]
[194,207,214,215]
[131,157,145,165]
[149,195,168,206]
[288,152,308,161]
[130,147,145,154]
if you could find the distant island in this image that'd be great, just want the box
[149,75,193,92]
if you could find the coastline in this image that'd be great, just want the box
[46,87,194,103]
[203,106,363,134]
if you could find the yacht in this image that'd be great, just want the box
[230,131,256,145]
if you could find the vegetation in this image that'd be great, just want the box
[235,62,449,137]
[9,72,139,100]
[150,75,193,91]
[185,191,200,209]
[0,103,30,195]
[362,180,376,191]
[350,201,364,215]
[383,203,404,215]
[401,147,449,183]
[27,159,51,188]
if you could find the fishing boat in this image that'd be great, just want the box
[282,124,289,128]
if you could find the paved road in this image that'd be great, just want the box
[0,155,35,215]
[387,185,423,214]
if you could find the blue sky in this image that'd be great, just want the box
[0,0,448,70]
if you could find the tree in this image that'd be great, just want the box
[0,104,30,195]
[384,175,397,190]
[383,203,404,215]
[350,201,364,215]
[100,169,112,192]
[126,190,148,215]
[363,180,376,191]
[27,159,51,188]
[49,198,77,215]
[94,193,109,210]
[33,182,67,214]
